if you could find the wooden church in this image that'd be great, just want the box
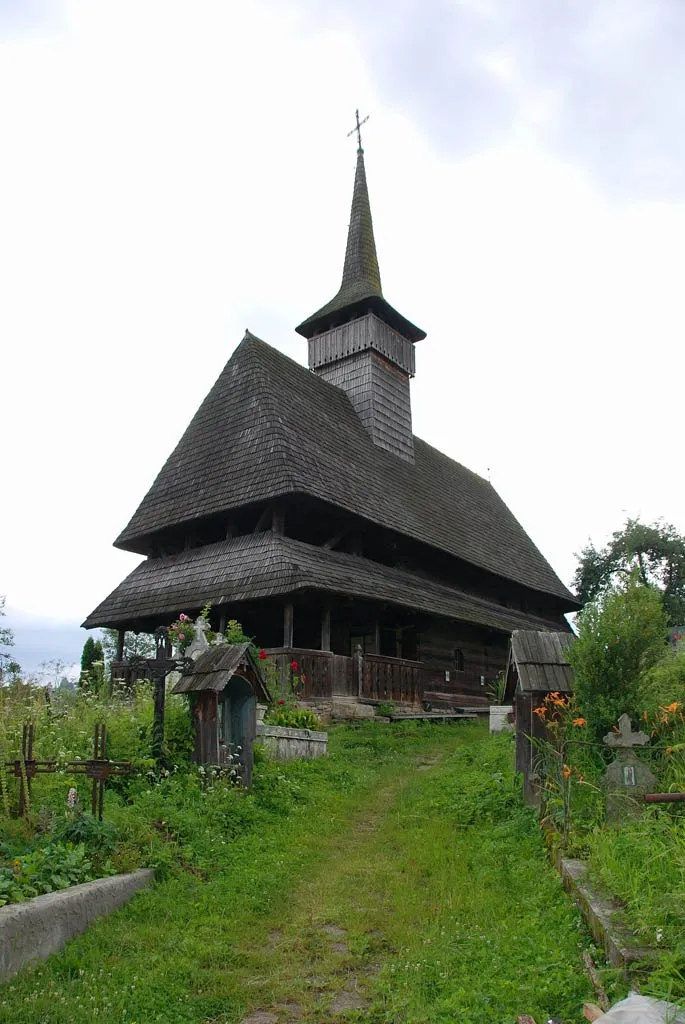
[84,135,578,708]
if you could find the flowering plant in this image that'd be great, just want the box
[168,613,194,654]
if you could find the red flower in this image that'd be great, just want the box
[290,660,299,671]
[278,699,285,705]
[258,649,267,660]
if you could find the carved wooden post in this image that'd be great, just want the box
[116,629,125,662]
[283,601,294,649]
[218,611,227,634]
[321,605,331,652]
[356,644,364,698]
[152,628,168,762]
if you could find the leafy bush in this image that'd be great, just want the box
[0,841,106,906]
[265,703,320,730]
[569,576,669,739]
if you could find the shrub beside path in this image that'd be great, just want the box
[0,725,597,1024]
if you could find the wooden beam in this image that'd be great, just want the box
[321,605,331,652]
[218,611,227,634]
[116,629,125,662]
[225,519,234,540]
[583,1006,605,1022]
[272,505,285,536]
[323,529,347,550]
[283,602,294,649]
[253,504,271,534]
[374,620,381,655]
[582,952,610,1012]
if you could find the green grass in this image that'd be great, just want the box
[0,723,601,1024]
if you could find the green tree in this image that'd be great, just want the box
[99,628,156,666]
[568,575,669,740]
[573,518,685,626]
[0,596,21,682]
[80,636,104,674]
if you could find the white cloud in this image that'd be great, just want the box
[1,0,683,632]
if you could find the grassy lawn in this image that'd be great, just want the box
[0,723,600,1024]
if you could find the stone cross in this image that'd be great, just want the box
[603,713,650,749]
[186,616,210,661]
[603,713,656,823]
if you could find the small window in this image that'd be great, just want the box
[454,648,465,672]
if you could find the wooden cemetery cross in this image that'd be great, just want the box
[5,722,57,817]
[149,626,192,762]
[67,723,131,820]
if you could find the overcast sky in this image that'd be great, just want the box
[2,0,684,671]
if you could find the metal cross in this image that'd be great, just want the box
[67,724,131,820]
[347,109,369,151]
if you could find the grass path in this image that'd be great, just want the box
[0,725,597,1024]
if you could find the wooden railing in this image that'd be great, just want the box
[361,654,422,705]
[264,648,423,705]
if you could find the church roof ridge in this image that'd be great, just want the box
[113,333,576,605]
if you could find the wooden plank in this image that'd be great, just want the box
[582,951,610,1011]
[583,1005,605,1021]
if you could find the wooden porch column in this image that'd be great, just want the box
[374,620,381,655]
[218,611,227,634]
[321,605,331,652]
[283,601,294,649]
[272,505,285,536]
[116,629,125,662]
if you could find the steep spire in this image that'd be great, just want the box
[295,146,425,342]
[338,146,383,303]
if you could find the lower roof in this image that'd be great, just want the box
[83,533,570,636]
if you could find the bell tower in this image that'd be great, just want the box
[295,121,425,463]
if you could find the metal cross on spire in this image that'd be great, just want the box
[347,108,369,151]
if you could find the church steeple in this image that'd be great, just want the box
[296,126,425,464]
[295,144,425,343]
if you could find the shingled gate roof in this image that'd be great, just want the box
[83,533,570,634]
[114,333,576,606]
[508,629,575,693]
[295,147,425,342]
[171,643,271,702]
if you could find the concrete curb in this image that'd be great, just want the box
[559,857,652,972]
[0,868,154,983]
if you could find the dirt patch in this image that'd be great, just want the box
[272,1001,302,1019]
[329,990,368,1013]
[322,924,347,938]
[240,1013,279,1024]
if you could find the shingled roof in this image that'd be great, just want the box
[508,630,575,693]
[83,533,570,633]
[114,333,576,605]
[295,147,425,343]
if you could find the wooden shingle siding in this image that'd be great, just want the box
[317,346,414,462]
[308,315,415,376]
